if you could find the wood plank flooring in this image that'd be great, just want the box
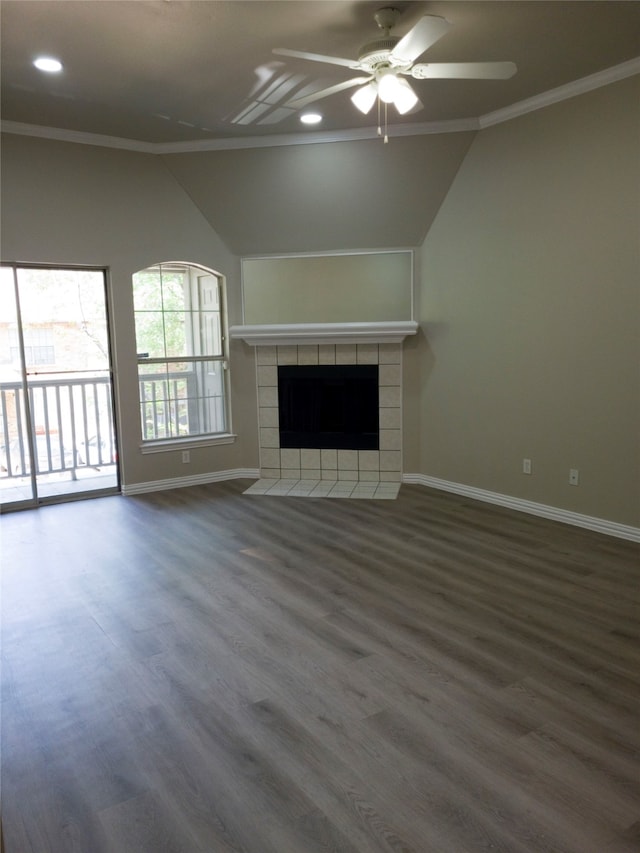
[2,481,639,852]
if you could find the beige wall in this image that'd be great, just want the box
[162,133,476,255]
[0,135,258,487]
[416,76,639,525]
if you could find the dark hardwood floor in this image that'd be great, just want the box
[2,481,639,852]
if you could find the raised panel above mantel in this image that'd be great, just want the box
[229,321,418,347]
[241,251,413,325]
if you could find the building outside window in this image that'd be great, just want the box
[132,263,229,443]
[9,327,55,366]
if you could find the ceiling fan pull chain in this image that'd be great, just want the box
[384,102,389,143]
[377,96,382,136]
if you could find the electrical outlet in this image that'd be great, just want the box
[569,468,579,486]
[182,450,190,464]
[522,458,532,475]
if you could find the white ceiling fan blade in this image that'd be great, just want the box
[391,15,452,64]
[286,77,371,110]
[273,48,357,70]
[411,62,517,80]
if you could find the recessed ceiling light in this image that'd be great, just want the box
[300,113,322,125]
[34,56,63,73]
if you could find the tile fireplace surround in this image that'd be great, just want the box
[254,342,403,482]
[230,320,418,483]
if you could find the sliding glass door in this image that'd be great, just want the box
[0,265,119,509]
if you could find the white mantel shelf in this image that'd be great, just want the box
[230,321,419,347]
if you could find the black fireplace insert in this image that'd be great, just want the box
[278,364,379,450]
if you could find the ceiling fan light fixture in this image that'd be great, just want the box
[392,77,419,114]
[376,67,400,104]
[351,81,378,114]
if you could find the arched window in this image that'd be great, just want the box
[132,262,230,444]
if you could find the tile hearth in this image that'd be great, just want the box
[244,478,400,500]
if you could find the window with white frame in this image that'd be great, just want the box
[132,263,229,443]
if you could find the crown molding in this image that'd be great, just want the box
[153,117,478,153]
[0,117,478,153]
[0,121,157,153]
[479,56,640,128]
[2,59,638,154]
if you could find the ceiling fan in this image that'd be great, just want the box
[274,7,517,118]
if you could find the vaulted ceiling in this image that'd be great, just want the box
[161,132,477,253]
[1,1,638,255]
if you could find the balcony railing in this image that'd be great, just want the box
[0,375,116,479]
[139,367,226,441]
[1,368,227,480]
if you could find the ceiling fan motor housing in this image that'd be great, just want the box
[358,8,404,71]
[358,36,400,70]
[374,7,401,31]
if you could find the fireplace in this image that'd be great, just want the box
[249,342,403,482]
[230,321,417,482]
[278,364,379,450]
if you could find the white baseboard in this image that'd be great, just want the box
[403,473,640,543]
[121,468,259,496]
[122,468,639,542]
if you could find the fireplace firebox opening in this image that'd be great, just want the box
[278,364,379,450]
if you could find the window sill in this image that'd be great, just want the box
[140,434,236,454]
